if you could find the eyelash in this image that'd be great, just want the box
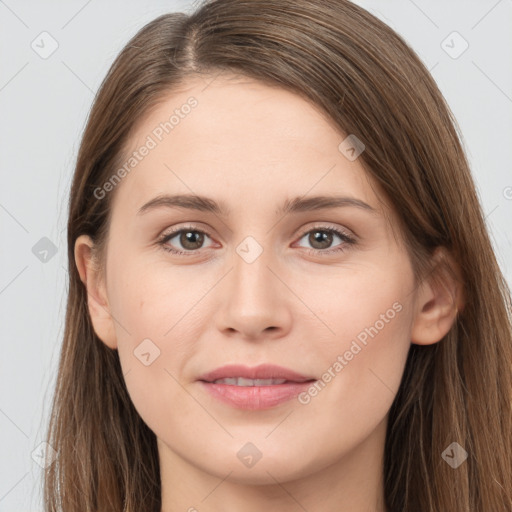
[156,224,357,257]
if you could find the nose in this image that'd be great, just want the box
[214,243,292,341]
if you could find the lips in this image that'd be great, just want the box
[198,364,315,384]
[198,364,317,410]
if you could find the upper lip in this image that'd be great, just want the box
[199,364,316,383]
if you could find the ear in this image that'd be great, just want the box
[411,247,464,345]
[74,234,117,349]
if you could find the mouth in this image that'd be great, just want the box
[198,364,317,410]
[208,377,292,386]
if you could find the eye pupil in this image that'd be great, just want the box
[181,231,204,250]
[310,230,333,249]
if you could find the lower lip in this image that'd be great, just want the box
[199,381,315,410]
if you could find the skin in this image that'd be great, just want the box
[75,74,462,512]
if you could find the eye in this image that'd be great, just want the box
[157,225,215,255]
[157,224,356,257]
[294,225,356,255]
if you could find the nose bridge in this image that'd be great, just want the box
[214,233,292,338]
[230,234,276,302]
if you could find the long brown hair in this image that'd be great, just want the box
[44,1,512,510]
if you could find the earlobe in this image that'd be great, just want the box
[411,247,464,346]
[74,234,118,350]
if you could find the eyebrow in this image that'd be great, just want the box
[136,193,378,217]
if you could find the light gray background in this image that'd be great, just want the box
[1,0,511,510]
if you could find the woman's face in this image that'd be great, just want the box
[79,74,423,486]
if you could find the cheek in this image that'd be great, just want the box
[315,295,411,403]
[311,259,413,352]
[108,260,209,419]
[337,275,412,390]
[109,256,203,341]
[285,308,411,473]
[298,266,414,426]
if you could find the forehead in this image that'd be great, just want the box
[132,74,347,155]
[110,73,383,218]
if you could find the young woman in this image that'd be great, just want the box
[43,0,512,510]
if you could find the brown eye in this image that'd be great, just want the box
[295,226,355,254]
[177,230,205,250]
[308,230,334,250]
[158,226,214,255]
